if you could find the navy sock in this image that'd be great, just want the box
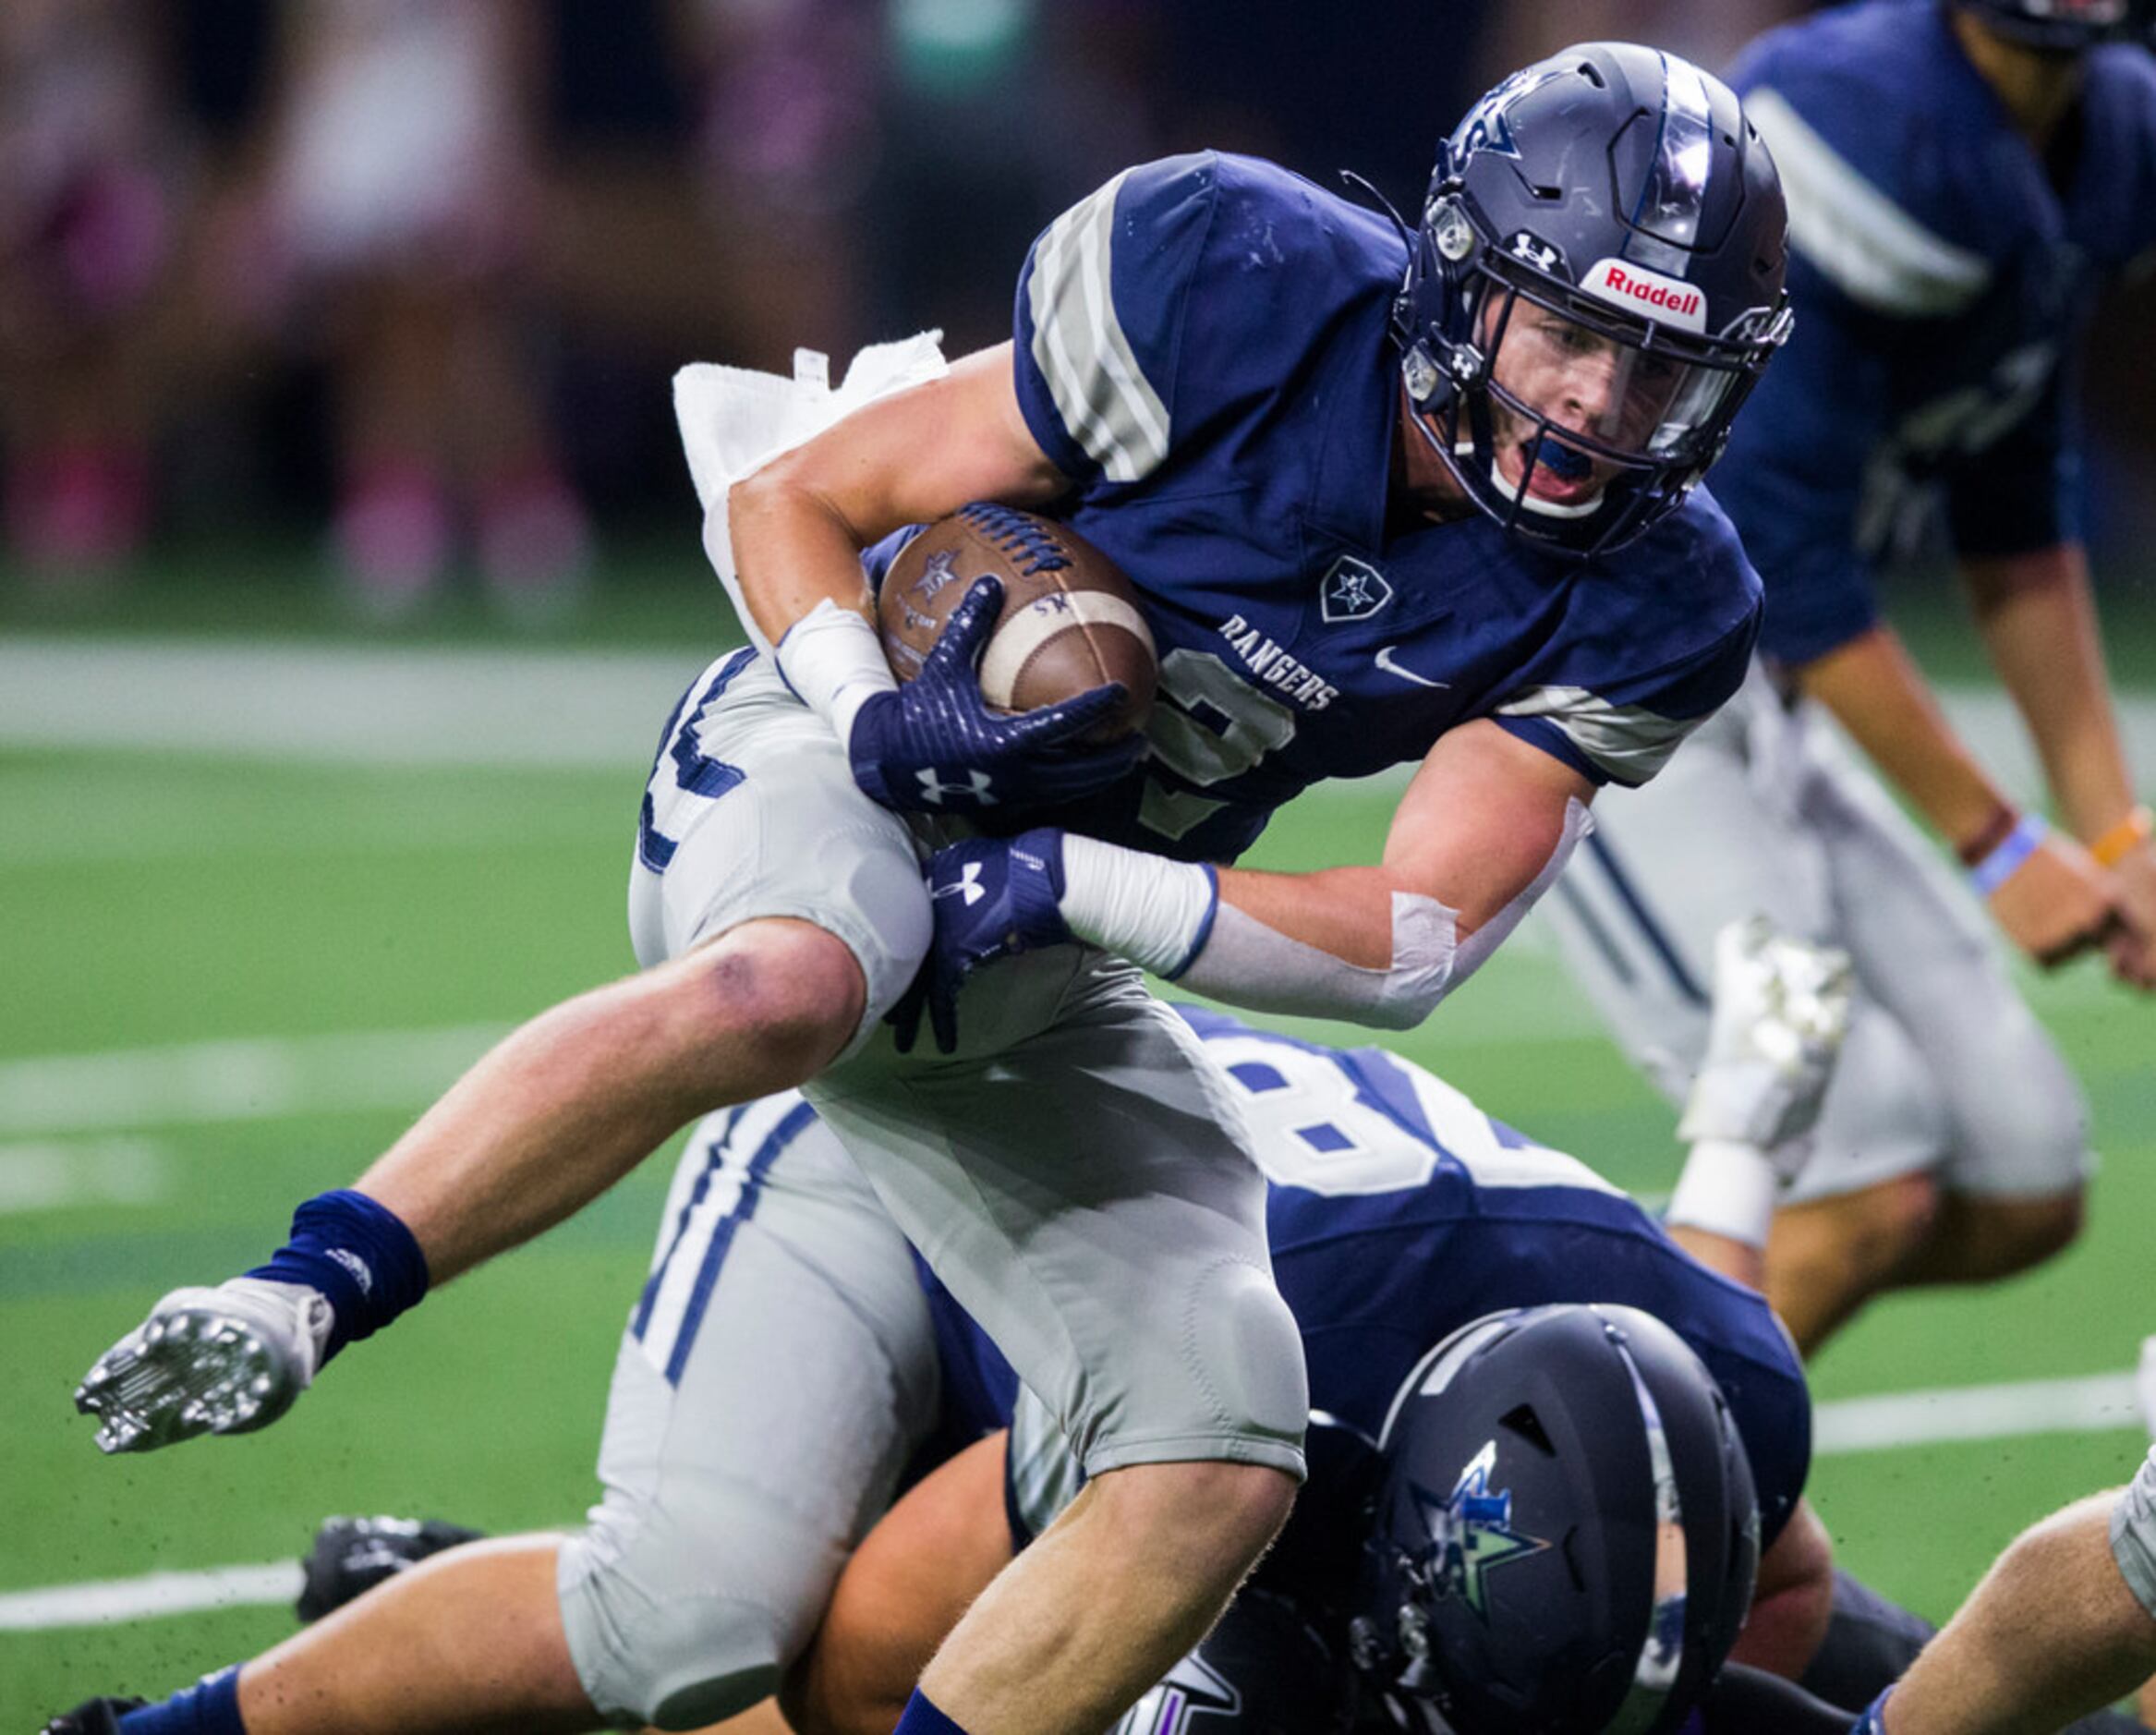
[892,1688,971,1734]
[117,1666,245,1735]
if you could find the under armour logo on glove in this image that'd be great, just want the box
[933,861,987,906]
[915,767,998,807]
[891,830,1072,1054]
[846,576,1142,817]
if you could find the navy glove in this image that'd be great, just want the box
[890,828,1072,1054]
[848,576,1143,815]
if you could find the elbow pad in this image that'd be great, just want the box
[1176,797,1593,1029]
[1178,891,1460,1030]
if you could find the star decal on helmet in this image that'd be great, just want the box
[1410,1440,1551,1621]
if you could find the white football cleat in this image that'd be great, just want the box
[1678,916,1854,1173]
[75,1279,333,1454]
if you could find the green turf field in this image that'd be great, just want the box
[3,572,2153,1723]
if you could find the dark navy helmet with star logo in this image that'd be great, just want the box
[1395,43,1793,557]
[1351,1304,1760,1735]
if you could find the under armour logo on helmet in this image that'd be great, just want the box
[1506,231,1564,275]
[916,768,998,807]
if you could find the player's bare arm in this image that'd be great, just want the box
[1733,1499,1839,1680]
[902,722,1594,1050]
[1962,541,2156,986]
[1186,720,1594,1021]
[1796,618,2128,973]
[727,344,1066,645]
[727,344,1138,820]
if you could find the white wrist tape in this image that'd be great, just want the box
[773,601,898,746]
[1665,1138,1780,1249]
[1059,834,1218,977]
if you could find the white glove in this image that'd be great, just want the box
[673,334,950,655]
[1678,916,1853,1177]
[75,1278,333,1455]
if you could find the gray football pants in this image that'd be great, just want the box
[1543,664,2089,1204]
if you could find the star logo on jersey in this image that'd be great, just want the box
[1411,1440,1550,1621]
[1108,1648,1242,1733]
[916,768,998,808]
[1320,556,1393,624]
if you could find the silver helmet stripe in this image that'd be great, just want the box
[1604,1316,1690,1735]
[1624,54,1716,278]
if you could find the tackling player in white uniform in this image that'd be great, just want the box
[45,927,1846,1735]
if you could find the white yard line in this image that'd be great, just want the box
[1812,1370,2146,1454]
[2,636,2150,779]
[0,1368,2146,1631]
[0,1563,302,1632]
[0,1138,169,1212]
[0,1025,507,1137]
[0,637,705,770]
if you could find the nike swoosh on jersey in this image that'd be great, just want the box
[1375,645,1449,688]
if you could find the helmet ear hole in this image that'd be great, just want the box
[1499,1402,1555,1455]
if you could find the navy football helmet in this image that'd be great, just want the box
[1351,1304,1761,1735]
[1952,0,2155,51]
[1396,44,1792,557]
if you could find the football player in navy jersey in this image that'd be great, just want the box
[1543,0,2156,1359]
[69,45,1791,1735]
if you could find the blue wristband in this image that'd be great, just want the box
[1849,1687,1893,1733]
[1969,814,2049,896]
[247,1189,430,1363]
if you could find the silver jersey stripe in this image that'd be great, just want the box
[1744,89,1992,317]
[1027,171,1172,484]
[1008,1385,1086,1537]
[1496,685,1697,783]
[633,1093,805,1372]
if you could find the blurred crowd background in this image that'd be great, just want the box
[4,0,2153,625]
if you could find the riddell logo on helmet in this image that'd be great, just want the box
[1581,259,1707,334]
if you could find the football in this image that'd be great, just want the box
[877,504,1157,741]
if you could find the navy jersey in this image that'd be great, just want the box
[1715,0,2156,664]
[868,152,1762,863]
[935,1008,1811,1619]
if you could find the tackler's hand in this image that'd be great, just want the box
[1678,916,1853,1179]
[890,830,1074,1054]
[74,1279,333,1455]
[846,577,1142,816]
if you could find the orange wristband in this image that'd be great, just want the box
[2092,806,2153,868]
